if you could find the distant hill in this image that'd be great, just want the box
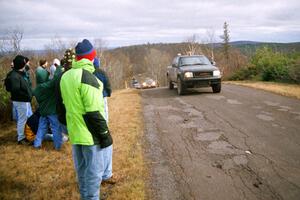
[16,41,300,57]
[106,41,300,67]
[229,41,300,55]
[229,41,261,45]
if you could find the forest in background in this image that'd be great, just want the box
[1,25,300,122]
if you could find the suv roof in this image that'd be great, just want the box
[178,55,205,58]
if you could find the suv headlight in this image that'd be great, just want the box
[184,72,193,78]
[213,70,221,77]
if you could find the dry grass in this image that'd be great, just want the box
[0,89,147,200]
[226,81,300,99]
[103,89,147,200]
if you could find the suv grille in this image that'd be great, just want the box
[193,72,212,78]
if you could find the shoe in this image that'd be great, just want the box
[101,175,117,185]
[18,139,31,145]
[62,134,69,142]
[33,146,42,150]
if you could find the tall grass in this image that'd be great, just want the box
[0,57,13,123]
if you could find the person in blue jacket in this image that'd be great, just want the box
[93,58,111,120]
[93,58,115,185]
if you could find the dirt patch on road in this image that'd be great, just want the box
[226,81,300,99]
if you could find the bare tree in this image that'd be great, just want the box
[10,28,23,54]
[44,35,78,60]
[206,28,216,61]
[184,34,202,55]
[94,38,108,68]
[50,35,67,53]
[144,48,171,86]
[94,38,107,58]
[0,27,24,56]
[0,36,10,55]
[103,52,130,89]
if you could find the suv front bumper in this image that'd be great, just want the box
[183,77,221,88]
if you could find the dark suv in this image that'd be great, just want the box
[166,55,222,95]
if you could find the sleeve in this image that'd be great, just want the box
[55,74,66,125]
[80,70,109,137]
[38,66,63,90]
[102,69,112,97]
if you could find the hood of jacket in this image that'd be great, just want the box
[72,58,95,73]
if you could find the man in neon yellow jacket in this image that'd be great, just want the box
[59,39,112,200]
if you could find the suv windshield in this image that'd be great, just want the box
[179,56,211,66]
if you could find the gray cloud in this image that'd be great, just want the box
[0,0,299,49]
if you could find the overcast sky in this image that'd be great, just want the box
[0,0,300,49]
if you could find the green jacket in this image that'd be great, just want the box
[34,66,62,116]
[59,59,112,146]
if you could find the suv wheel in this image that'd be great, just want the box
[168,77,174,90]
[212,83,221,93]
[177,77,185,95]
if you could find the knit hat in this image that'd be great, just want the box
[75,39,96,61]
[13,55,27,70]
[93,58,101,68]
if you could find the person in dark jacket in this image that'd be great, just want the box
[55,48,75,126]
[93,58,111,121]
[33,60,63,150]
[5,55,33,145]
[93,58,115,185]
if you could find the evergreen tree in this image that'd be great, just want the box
[221,21,230,61]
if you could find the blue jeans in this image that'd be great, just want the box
[102,98,113,180]
[13,101,32,141]
[72,145,104,200]
[102,145,113,180]
[34,115,62,150]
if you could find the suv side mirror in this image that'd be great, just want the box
[172,64,177,68]
[211,61,216,65]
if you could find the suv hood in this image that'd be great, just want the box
[180,65,219,72]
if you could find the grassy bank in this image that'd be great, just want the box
[0,89,146,200]
[226,81,300,99]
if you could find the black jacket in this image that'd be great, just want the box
[94,68,112,97]
[5,70,32,102]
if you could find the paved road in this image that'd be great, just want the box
[142,84,300,200]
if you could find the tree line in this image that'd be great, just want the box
[1,23,300,122]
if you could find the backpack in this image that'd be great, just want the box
[25,124,35,142]
[4,70,13,92]
[24,110,52,141]
[25,110,40,142]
